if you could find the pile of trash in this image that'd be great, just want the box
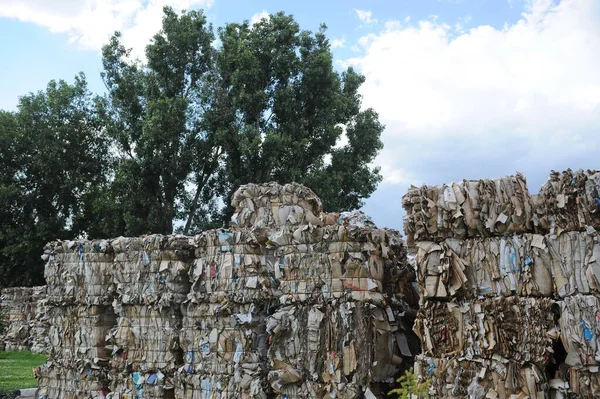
[0,286,47,352]
[404,169,600,398]
[30,182,417,398]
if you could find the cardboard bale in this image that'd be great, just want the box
[189,229,271,304]
[47,305,116,368]
[35,362,109,399]
[415,355,549,399]
[43,239,115,306]
[413,231,600,301]
[535,169,600,234]
[546,230,600,298]
[415,234,557,301]
[1,286,34,350]
[111,235,193,306]
[29,285,51,354]
[402,174,535,246]
[106,304,182,372]
[266,300,407,396]
[190,225,398,306]
[230,182,323,230]
[179,302,268,378]
[558,295,600,368]
[414,297,557,365]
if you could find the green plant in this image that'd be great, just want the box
[388,368,430,399]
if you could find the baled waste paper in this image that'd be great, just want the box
[28,182,416,399]
[405,169,600,398]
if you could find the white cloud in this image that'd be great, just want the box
[0,0,214,57]
[331,37,346,49]
[354,9,378,24]
[351,0,600,228]
[250,10,269,25]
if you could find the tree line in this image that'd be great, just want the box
[0,7,384,287]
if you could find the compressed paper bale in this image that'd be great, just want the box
[190,225,402,306]
[111,235,193,306]
[43,239,115,305]
[106,304,182,372]
[230,182,323,229]
[1,287,34,350]
[402,174,536,245]
[546,230,600,298]
[415,355,548,399]
[266,300,405,395]
[35,363,109,399]
[414,297,557,364]
[47,305,116,368]
[189,230,271,304]
[262,225,401,306]
[179,302,268,377]
[29,286,51,354]
[414,234,563,301]
[536,169,600,234]
[174,372,269,399]
[558,295,600,368]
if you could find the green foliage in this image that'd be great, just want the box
[388,368,430,399]
[0,75,109,287]
[214,13,383,219]
[0,351,47,391]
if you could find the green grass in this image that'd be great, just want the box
[0,351,47,392]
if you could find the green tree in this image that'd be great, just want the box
[214,12,384,221]
[0,74,109,287]
[100,8,384,233]
[99,6,220,235]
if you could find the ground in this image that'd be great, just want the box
[0,351,46,392]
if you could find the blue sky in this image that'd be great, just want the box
[1,0,598,230]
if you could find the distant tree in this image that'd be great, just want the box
[99,7,221,235]
[100,8,384,233]
[0,74,109,287]
[214,12,384,221]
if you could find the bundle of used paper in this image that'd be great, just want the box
[414,297,558,364]
[230,182,323,229]
[414,355,549,399]
[179,302,268,378]
[1,287,35,350]
[46,304,116,368]
[535,169,600,234]
[31,181,417,398]
[111,235,194,306]
[35,362,109,399]
[105,304,182,372]
[402,174,535,245]
[29,285,50,354]
[43,239,115,306]
[265,300,411,398]
[414,230,600,301]
[189,224,403,306]
[188,229,271,304]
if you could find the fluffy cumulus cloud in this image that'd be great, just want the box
[0,0,214,57]
[352,0,600,228]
